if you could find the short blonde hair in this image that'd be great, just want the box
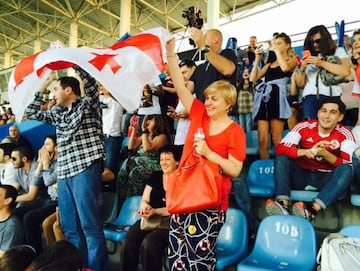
[204,80,237,107]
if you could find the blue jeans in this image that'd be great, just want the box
[58,161,109,271]
[274,155,353,209]
[232,171,256,232]
[353,148,360,193]
[239,113,253,132]
[104,135,123,176]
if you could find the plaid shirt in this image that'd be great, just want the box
[237,89,254,114]
[24,68,105,179]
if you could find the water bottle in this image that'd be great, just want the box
[194,128,205,140]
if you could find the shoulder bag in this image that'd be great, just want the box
[165,150,223,214]
[140,215,170,231]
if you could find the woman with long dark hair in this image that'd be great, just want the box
[295,25,352,120]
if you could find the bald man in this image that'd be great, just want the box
[188,28,238,102]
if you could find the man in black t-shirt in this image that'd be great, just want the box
[188,28,238,103]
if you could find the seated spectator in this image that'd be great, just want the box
[266,97,358,220]
[0,245,36,270]
[0,184,24,257]
[0,143,17,186]
[119,114,170,201]
[23,135,58,253]
[1,136,17,144]
[11,146,46,220]
[119,145,180,271]
[29,240,82,271]
[8,125,32,153]
[41,208,66,248]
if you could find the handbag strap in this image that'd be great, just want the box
[316,70,333,99]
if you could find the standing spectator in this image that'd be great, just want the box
[343,34,353,56]
[23,67,109,271]
[160,67,178,134]
[23,135,58,253]
[188,28,237,103]
[295,25,352,120]
[266,97,357,220]
[246,35,259,67]
[166,38,246,271]
[350,29,360,126]
[0,184,24,257]
[98,83,123,190]
[350,29,360,194]
[119,145,180,271]
[250,32,298,159]
[0,143,17,187]
[187,27,253,231]
[167,59,197,151]
[237,67,254,132]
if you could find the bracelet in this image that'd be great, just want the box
[166,54,177,57]
[142,129,150,134]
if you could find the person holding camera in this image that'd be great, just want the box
[188,28,238,104]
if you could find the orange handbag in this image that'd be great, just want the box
[165,153,223,214]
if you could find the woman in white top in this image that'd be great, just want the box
[295,25,352,120]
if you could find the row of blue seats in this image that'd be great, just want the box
[103,196,248,271]
[245,158,360,207]
[103,194,360,270]
[246,129,290,156]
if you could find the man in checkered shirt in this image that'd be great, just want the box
[24,67,109,271]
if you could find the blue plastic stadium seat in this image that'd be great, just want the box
[247,159,275,197]
[246,130,259,156]
[216,208,248,271]
[0,120,56,154]
[237,215,317,271]
[103,195,141,254]
[339,224,360,237]
[269,129,289,156]
[351,194,360,206]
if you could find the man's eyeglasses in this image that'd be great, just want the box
[11,157,17,161]
[312,38,321,45]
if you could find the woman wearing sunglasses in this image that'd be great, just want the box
[295,25,352,120]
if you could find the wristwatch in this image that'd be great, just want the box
[200,45,210,54]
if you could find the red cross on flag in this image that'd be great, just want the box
[8,27,172,121]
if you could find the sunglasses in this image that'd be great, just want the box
[312,38,322,45]
[11,157,17,161]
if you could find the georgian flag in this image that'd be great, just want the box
[8,27,172,121]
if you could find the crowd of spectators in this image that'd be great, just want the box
[0,23,360,271]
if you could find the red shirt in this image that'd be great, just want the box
[276,120,357,171]
[181,99,246,210]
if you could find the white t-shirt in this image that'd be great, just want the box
[303,47,349,98]
[174,100,191,145]
[100,95,123,137]
[0,161,17,186]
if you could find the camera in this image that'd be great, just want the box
[182,6,204,29]
[182,6,204,47]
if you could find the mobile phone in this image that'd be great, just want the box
[302,50,311,58]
